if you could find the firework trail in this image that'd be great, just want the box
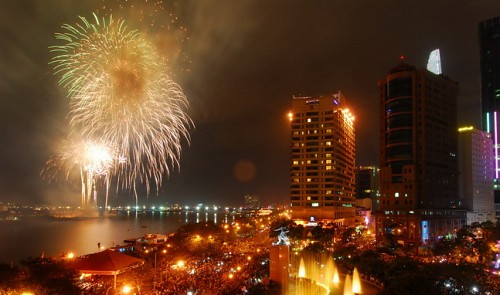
[44,136,117,207]
[49,13,192,206]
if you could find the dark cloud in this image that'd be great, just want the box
[0,0,499,206]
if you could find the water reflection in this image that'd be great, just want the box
[0,211,233,263]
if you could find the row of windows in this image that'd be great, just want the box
[386,129,412,144]
[386,98,412,114]
[292,159,334,165]
[290,202,355,207]
[386,77,412,99]
[386,144,413,159]
[387,114,412,129]
[290,187,355,195]
[292,165,354,172]
[382,210,415,215]
[292,130,333,135]
[291,147,354,154]
[291,122,338,128]
[380,199,413,206]
[291,110,334,117]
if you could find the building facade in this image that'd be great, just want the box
[479,16,500,218]
[457,126,496,224]
[355,166,380,211]
[375,61,466,248]
[289,93,356,225]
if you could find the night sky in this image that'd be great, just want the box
[1,0,499,207]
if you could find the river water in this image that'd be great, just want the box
[0,211,232,263]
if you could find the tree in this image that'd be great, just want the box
[379,257,436,294]
[432,238,455,256]
[20,258,81,295]
[342,227,357,243]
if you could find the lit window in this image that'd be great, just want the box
[395,192,399,198]
[326,159,332,164]
[307,178,312,182]
[326,142,332,146]
[293,161,299,165]
[307,118,311,123]
[312,203,319,207]
[326,166,332,170]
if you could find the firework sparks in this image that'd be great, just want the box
[48,13,192,205]
[44,137,117,207]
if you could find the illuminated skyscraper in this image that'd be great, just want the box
[376,61,466,247]
[426,49,442,75]
[289,92,356,225]
[457,126,495,224]
[479,16,500,217]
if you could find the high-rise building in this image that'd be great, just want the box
[289,92,356,226]
[355,166,380,210]
[457,126,495,224]
[375,61,466,248]
[479,16,500,218]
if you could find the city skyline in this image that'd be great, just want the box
[1,1,499,206]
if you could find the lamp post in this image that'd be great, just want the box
[122,284,141,295]
[146,247,158,291]
[153,249,157,291]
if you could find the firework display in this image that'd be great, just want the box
[45,136,117,207]
[48,13,192,206]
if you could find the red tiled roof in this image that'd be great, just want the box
[70,250,144,275]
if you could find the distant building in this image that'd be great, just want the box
[457,126,496,224]
[479,16,500,219]
[355,166,380,210]
[289,92,356,226]
[375,60,466,248]
[355,198,373,228]
[244,195,260,209]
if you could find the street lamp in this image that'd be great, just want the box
[106,284,141,295]
[154,250,157,291]
[122,284,141,294]
[122,285,132,294]
[176,260,185,268]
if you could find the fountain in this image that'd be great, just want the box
[352,268,361,294]
[343,275,352,295]
[287,253,362,295]
[270,227,378,294]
